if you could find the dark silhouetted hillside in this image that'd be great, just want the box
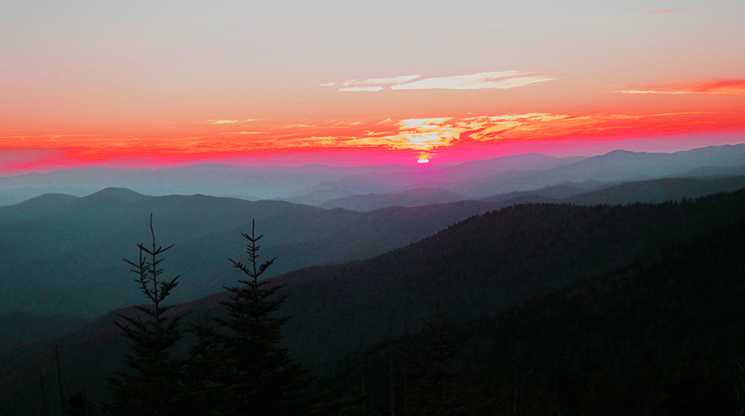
[0,312,90,355]
[2,188,745,414]
[277,190,745,365]
[323,207,745,415]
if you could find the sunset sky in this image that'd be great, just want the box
[1,0,744,174]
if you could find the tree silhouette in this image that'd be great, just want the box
[108,215,185,416]
[63,391,98,416]
[180,314,226,416]
[215,219,310,416]
[406,302,461,416]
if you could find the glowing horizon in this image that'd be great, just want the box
[2,108,743,175]
[1,0,743,175]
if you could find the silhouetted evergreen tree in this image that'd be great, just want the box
[180,315,227,416]
[108,215,185,416]
[407,302,461,416]
[215,219,310,416]
[311,385,374,416]
[63,391,98,416]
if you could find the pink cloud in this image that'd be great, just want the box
[649,9,675,14]
[617,79,745,95]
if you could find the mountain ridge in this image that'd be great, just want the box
[1,144,741,205]
[2,188,744,413]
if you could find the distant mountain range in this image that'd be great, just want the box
[0,188,509,318]
[449,145,745,198]
[319,187,465,211]
[2,167,745,321]
[289,172,745,213]
[281,187,357,206]
[2,144,744,206]
[0,163,412,204]
[482,174,745,207]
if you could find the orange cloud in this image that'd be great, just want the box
[205,119,257,124]
[617,79,745,95]
[224,111,740,154]
[649,9,675,14]
[3,109,744,172]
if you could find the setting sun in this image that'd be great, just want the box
[417,152,432,164]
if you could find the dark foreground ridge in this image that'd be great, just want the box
[0,188,744,414]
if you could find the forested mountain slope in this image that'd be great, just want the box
[0,188,505,318]
[2,189,744,414]
[277,190,745,365]
[564,174,745,205]
[327,205,745,415]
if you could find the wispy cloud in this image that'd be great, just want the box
[341,75,422,86]
[617,79,745,95]
[321,75,421,90]
[205,119,257,125]
[391,71,554,90]
[323,71,554,92]
[649,9,675,14]
[339,86,385,92]
[209,120,241,124]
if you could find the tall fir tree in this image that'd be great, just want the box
[108,215,185,416]
[215,219,310,416]
[406,302,461,416]
[180,314,227,416]
[63,392,98,416]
